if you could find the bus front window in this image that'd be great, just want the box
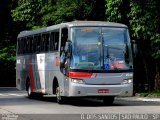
[102,28,133,70]
[71,27,133,71]
[71,27,101,70]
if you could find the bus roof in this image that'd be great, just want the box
[66,21,127,27]
[18,21,128,38]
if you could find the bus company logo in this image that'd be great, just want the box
[2,114,18,120]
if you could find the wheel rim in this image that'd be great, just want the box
[27,84,31,96]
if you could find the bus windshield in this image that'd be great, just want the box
[71,27,133,71]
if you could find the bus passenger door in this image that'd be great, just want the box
[60,27,70,95]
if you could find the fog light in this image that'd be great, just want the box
[122,79,133,84]
[71,79,84,84]
[128,79,132,83]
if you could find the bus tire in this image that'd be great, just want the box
[102,96,115,105]
[56,86,65,104]
[26,82,34,99]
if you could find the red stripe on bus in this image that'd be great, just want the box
[68,72,93,78]
[29,60,36,92]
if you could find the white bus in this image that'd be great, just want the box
[16,21,134,104]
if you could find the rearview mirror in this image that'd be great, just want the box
[64,41,72,58]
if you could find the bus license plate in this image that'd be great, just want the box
[98,89,109,93]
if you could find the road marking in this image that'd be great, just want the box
[9,94,25,96]
[0,93,8,96]
[0,93,26,97]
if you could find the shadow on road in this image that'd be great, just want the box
[1,87,160,107]
[31,96,160,107]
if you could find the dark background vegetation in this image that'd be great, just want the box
[0,0,160,93]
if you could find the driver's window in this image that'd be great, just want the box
[60,28,68,54]
[60,28,68,73]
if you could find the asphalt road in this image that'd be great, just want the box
[0,87,160,120]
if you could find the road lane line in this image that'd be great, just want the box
[0,94,8,96]
[0,93,27,97]
[9,94,26,96]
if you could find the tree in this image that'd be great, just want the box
[0,45,16,62]
[105,0,130,25]
[0,0,21,87]
[129,0,160,91]
[11,0,43,29]
[11,0,105,28]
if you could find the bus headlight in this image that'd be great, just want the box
[71,79,84,84]
[122,78,133,84]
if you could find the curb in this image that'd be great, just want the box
[117,97,160,102]
[136,97,160,102]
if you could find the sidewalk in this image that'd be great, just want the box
[136,97,160,102]
[117,96,160,102]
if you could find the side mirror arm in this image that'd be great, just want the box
[64,41,72,58]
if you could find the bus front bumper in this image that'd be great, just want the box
[68,83,133,97]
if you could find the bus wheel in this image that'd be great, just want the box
[27,82,34,98]
[56,86,64,104]
[102,96,115,105]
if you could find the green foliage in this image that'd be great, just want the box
[151,34,160,59]
[105,0,130,24]
[138,90,160,98]
[40,0,97,24]
[129,0,160,91]
[38,0,56,26]
[51,0,78,24]
[0,45,16,62]
[11,0,43,28]
[32,26,42,30]
[105,0,123,22]
[11,0,97,27]
[129,0,160,60]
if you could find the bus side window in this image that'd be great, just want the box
[45,34,49,52]
[50,30,59,52]
[55,32,59,51]
[60,28,68,54]
[41,35,45,52]
[29,37,33,53]
[17,38,21,54]
[24,38,26,54]
[26,38,30,53]
[27,37,29,54]
[22,38,25,54]
[50,32,55,51]
[33,36,37,53]
[60,28,68,74]
[36,35,41,53]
